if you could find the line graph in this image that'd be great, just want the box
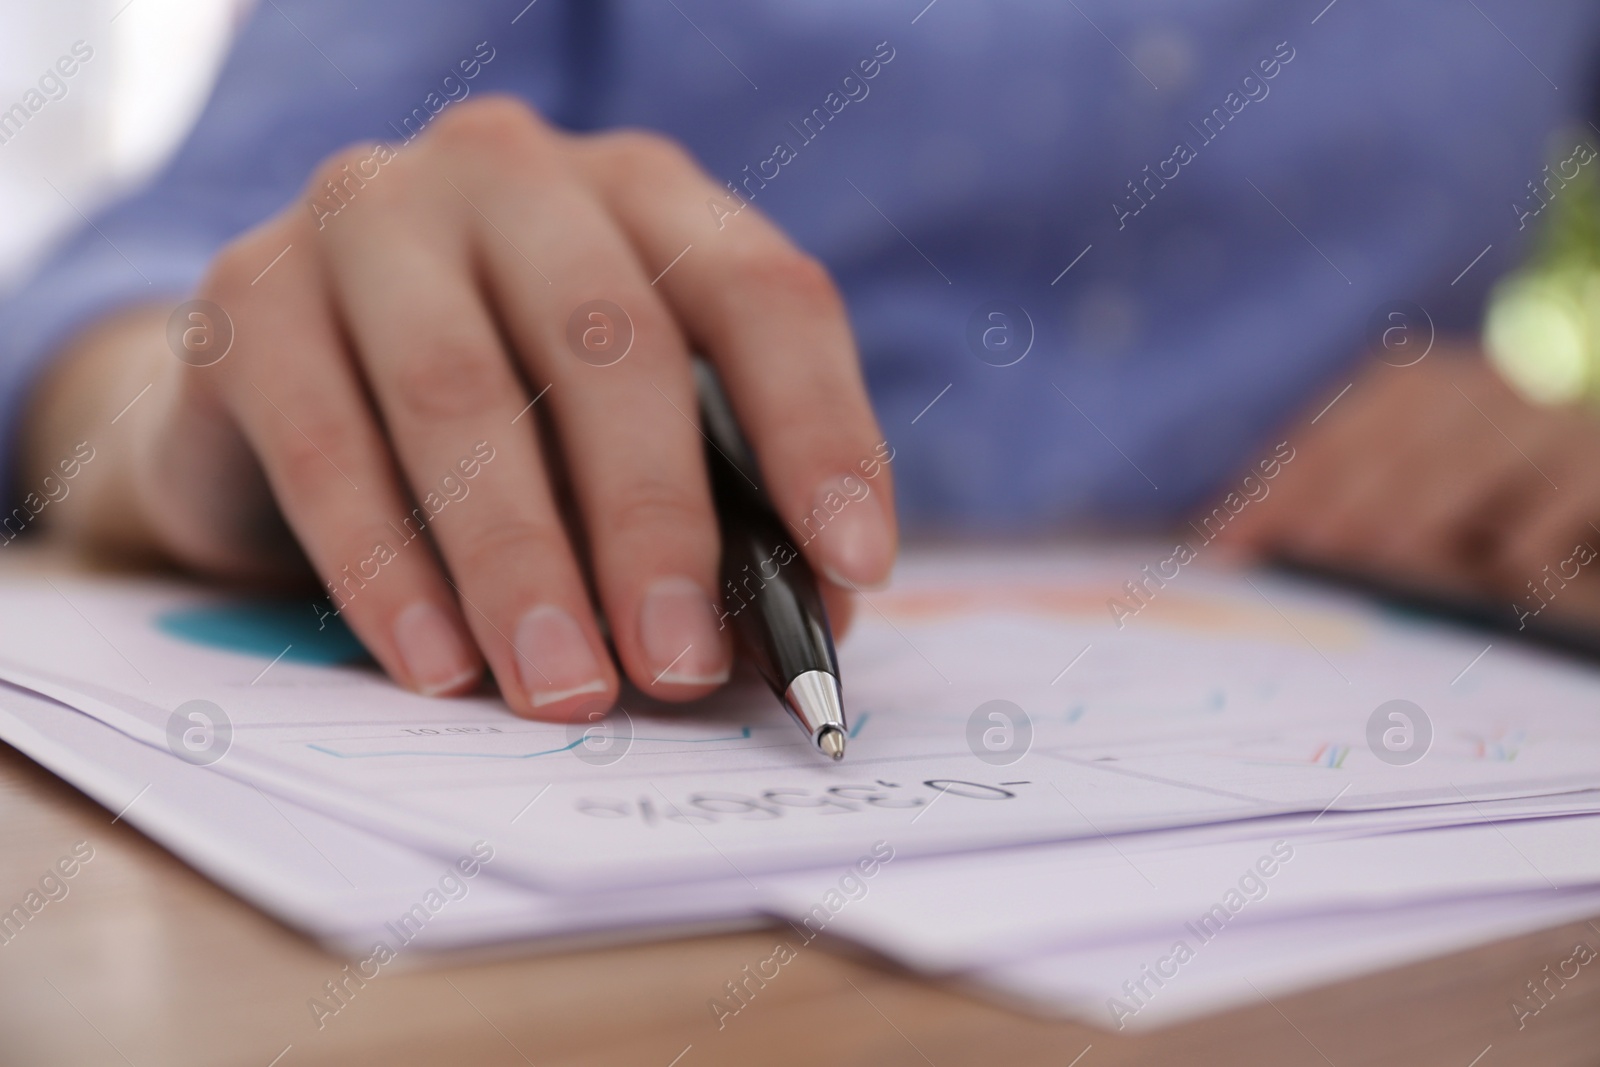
[1235,741,1351,769]
[306,711,874,760]
[308,726,755,760]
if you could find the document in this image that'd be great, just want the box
[2,547,1599,890]
[0,680,759,952]
[761,809,1600,971]
[969,886,1600,1031]
[7,676,1598,1031]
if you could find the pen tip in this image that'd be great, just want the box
[786,671,848,759]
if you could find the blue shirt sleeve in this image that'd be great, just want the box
[0,0,570,509]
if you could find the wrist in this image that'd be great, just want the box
[17,305,174,561]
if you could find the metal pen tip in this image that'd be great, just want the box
[784,670,848,761]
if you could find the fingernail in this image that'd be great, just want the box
[807,475,893,587]
[515,605,608,707]
[393,601,480,697]
[638,576,730,686]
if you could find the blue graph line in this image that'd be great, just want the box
[307,725,754,760]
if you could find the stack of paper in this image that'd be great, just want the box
[3,546,1598,1032]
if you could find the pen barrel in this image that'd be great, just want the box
[706,444,838,694]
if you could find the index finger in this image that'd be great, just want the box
[569,132,897,591]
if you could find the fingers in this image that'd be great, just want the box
[445,105,732,701]
[1381,370,1550,582]
[1224,351,1600,623]
[325,102,731,710]
[820,581,858,639]
[1358,359,1570,591]
[314,148,621,719]
[1286,382,1438,568]
[179,107,885,715]
[571,130,898,593]
[199,210,484,698]
[1223,364,1409,562]
[1466,368,1600,614]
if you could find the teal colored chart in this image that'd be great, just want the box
[156,602,371,666]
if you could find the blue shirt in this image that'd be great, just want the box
[3,0,1597,530]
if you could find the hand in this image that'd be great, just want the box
[1223,345,1600,627]
[22,97,896,719]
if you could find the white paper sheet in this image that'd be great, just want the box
[968,887,1600,1031]
[7,675,1598,1029]
[763,811,1600,971]
[3,549,1599,890]
[0,681,756,953]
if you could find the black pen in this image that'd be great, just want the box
[694,361,848,760]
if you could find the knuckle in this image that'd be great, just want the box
[199,240,259,300]
[428,94,549,155]
[307,143,385,201]
[723,251,842,316]
[200,219,294,299]
[453,519,567,576]
[602,127,695,172]
[267,404,361,493]
[392,340,513,421]
[302,141,402,220]
[601,481,709,544]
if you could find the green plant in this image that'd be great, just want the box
[1484,133,1600,406]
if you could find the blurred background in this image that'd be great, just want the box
[3,0,1599,414]
[1484,137,1600,409]
[0,0,247,293]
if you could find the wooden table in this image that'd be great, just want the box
[1,739,1598,1067]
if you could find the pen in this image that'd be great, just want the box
[694,361,848,760]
